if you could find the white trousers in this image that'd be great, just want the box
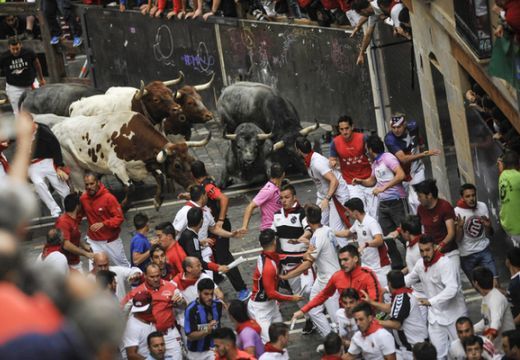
[87,236,131,268]
[187,350,214,360]
[406,169,426,215]
[28,158,70,217]
[428,321,457,360]
[347,184,378,219]
[164,327,183,359]
[6,83,30,116]
[283,263,313,309]
[248,299,283,343]
[308,279,339,337]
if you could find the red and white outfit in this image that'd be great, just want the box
[305,226,341,337]
[330,133,377,218]
[405,252,467,359]
[248,251,294,342]
[304,151,350,247]
[336,308,357,342]
[172,271,214,328]
[89,265,142,301]
[474,288,515,353]
[0,141,9,180]
[259,343,289,360]
[55,213,83,272]
[347,320,396,359]
[173,201,215,276]
[121,315,157,359]
[35,243,69,275]
[122,280,183,359]
[80,183,129,268]
[349,214,391,288]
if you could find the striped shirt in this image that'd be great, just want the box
[184,298,223,352]
[271,203,310,255]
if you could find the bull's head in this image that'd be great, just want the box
[132,73,184,125]
[175,73,215,124]
[156,132,211,188]
[224,123,271,168]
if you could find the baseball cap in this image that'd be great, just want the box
[390,114,405,128]
[131,291,152,313]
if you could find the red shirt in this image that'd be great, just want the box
[165,242,186,277]
[302,266,382,313]
[504,1,520,40]
[55,213,81,265]
[330,133,372,184]
[122,280,179,332]
[417,198,457,253]
[251,251,294,302]
[80,184,124,241]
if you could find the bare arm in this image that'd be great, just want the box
[63,240,93,259]
[8,112,34,183]
[393,149,440,165]
[33,58,45,85]
[439,218,456,249]
[216,192,229,225]
[354,175,376,187]
[126,347,145,360]
[241,201,257,231]
[357,24,376,65]
[281,260,313,280]
[132,250,150,265]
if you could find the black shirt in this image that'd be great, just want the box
[178,228,214,271]
[0,47,37,87]
[32,123,64,167]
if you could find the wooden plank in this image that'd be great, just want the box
[0,2,39,15]
[402,0,413,13]
[450,36,520,133]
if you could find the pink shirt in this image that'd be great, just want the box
[253,181,281,230]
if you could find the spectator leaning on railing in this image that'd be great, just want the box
[493,0,520,42]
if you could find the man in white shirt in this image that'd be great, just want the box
[362,270,428,360]
[336,197,392,288]
[91,252,142,301]
[454,183,498,286]
[336,288,360,349]
[473,266,515,352]
[36,228,69,275]
[405,235,467,359]
[351,0,385,65]
[345,302,396,360]
[449,317,497,360]
[122,291,157,359]
[280,204,341,337]
[295,136,350,248]
[173,185,239,275]
[259,323,290,360]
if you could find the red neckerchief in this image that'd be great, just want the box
[362,319,383,338]
[263,250,280,264]
[303,151,314,168]
[424,251,443,272]
[264,343,285,354]
[283,201,301,217]
[236,319,262,335]
[185,201,198,208]
[0,153,9,173]
[42,244,62,260]
[456,198,476,210]
[391,287,413,299]
[407,234,421,248]
[321,355,343,360]
[173,272,198,291]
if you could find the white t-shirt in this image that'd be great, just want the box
[454,201,491,257]
[173,201,215,259]
[88,266,142,301]
[36,251,69,275]
[308,152,349,202]
[259,350,290,360]
[122,315,157,358]
[336,308,358,340]
[474,288,516,352]
[348,327,396,360]
[449,336,496,360]
[405,241,424,296]
[350,215,388,271]
[310,226,341,286]
[389,292,429,347]
[390,3,404,27]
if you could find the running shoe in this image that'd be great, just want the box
[237,288,251,301]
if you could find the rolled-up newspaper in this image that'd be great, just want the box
[219,256,247,274]
[290,317,297,331]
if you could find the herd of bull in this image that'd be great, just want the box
[15,75,321,210]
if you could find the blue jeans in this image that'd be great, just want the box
[460,246,498,281]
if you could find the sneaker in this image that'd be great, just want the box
[73,37,83,47]
[237,288,251,302]
[302,318,316,335]
[50,36,60,45]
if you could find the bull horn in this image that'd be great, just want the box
[156,149,167,163]
[224,133,237,141]
[193,73,215,92]
[135,80,149,101]
[272,140,285,151]
[163,71,185,87]
[186,131,212,147]
[256,132,273,141]
[299,121,320,136]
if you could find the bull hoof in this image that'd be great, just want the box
[154,196,164,211]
